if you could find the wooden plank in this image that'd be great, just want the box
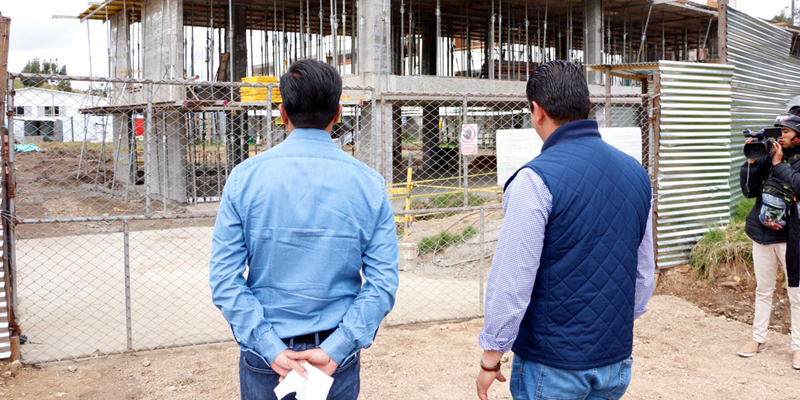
[718,0,728,64]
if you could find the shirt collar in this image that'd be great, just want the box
[285,128,335,144]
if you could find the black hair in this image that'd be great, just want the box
[279,59,342,129]
[789,107,800,117]
[525,60,591,124]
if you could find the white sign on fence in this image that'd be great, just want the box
[496,127,643,187]
[460,124,479,155]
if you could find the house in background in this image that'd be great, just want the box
[12,87,110,143]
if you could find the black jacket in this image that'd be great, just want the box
[740,146,800,287]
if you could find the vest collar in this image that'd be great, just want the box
[540,120,601,153]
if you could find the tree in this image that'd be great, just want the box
[772,7,797,25]
[20,58,71,92]
[20,58,44,87]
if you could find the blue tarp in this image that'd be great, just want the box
[14,143,40,153]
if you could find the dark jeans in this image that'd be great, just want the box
[239,343,360,400]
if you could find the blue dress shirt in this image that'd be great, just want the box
[210,128,399,366]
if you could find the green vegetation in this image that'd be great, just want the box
[689,198,755,284]
[20,58,72,92]
[417,225,478,255]
[410,193,486,220]
[413,193,484,210]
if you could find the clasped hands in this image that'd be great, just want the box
[271,348,338,381]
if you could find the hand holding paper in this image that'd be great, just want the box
[274,362,334,400]
[288,349,339,376]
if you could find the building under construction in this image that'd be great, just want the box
[76,0,759,89]
[60,1,800,272]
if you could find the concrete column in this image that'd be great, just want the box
[421,23,437,75]
[148,111,188,202]
[356,100,392,183]
[558,33,569,61]
[585,0,603,85]
[421,103,439,172]
[392,103,402,172]
[112,113,134,188]
[232,4,248,82]
[392,16,403,75]
[358,0,391,79]
[141,0,184,101]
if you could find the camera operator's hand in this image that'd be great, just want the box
[746,138,757,163]
[773,142,784,166]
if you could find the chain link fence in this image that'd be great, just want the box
[6,73,651,362]
[382,94,652,325]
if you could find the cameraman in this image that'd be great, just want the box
[738,112,800,370]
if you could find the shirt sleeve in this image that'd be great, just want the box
[634,199,656,320]
[209,168,287,365]
[479,168,552,353]
[320,190,400,365]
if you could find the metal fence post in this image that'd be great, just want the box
[266,95,273,150]
[123,219,132,351]
[462,96,469,207]
[479,208,485,314]
[144,82,153,217]
[605,66,612,127]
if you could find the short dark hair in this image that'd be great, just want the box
[789,106,800,117]
[525,60,591,124]
[279,60,342,129]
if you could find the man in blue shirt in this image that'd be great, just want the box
[210,59,399,400]
[476,61,655,400]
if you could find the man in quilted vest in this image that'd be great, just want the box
[476,60,655,400]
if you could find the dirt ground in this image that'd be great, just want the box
[658,264,793,336]
[3,286,800,400]
[13,145,193,238]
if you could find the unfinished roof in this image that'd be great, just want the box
[78,1,143,21]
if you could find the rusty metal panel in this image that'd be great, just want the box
[657,61,735,268]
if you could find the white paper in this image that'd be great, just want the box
[273,362,334,400]
[495,129,543,187]
[496,127,642,187]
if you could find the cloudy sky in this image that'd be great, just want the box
[3,0,793,77]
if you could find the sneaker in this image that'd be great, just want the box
[793,351,800,370]
[737,340,766,357]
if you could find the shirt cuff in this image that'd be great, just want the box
[320,329,357,365]
[478,332,515,353]
[633,308,647,320]
[254,329,288,366]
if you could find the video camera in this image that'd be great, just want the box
[743,127,782,159]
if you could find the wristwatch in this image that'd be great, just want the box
[480,359,502,372]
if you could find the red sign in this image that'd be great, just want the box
[135,118,144,136]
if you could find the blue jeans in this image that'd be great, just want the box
[239,342,360,400]
[510,355,633,400]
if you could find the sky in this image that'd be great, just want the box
[1,0,794,78]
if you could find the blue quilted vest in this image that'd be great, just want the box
[504,119,651,370]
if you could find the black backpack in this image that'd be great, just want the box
[759,177,796,230]
[759,154,800,230]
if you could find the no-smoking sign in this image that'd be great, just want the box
[460,124,479,155]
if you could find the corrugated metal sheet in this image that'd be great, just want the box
[727,7,800,204]
[657,61,735,268]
